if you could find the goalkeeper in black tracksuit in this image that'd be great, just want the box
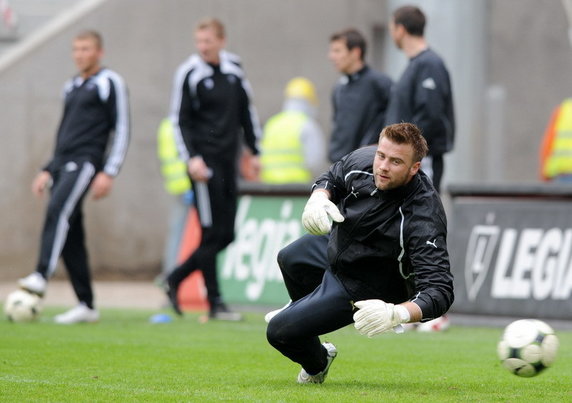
[266,123,454,384]
[19,30,130,324]
[166,18,261,320]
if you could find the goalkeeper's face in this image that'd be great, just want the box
[373,137,420,190]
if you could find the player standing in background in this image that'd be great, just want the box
[18,30,130,324]
[328,28,393,163]
[166,17,262,321]
[385,5,455,194]
[266,123,454,383]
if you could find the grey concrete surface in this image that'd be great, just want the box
[2,280,571,332]
[0,280,166,310]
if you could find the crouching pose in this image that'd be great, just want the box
[266,123,454,383]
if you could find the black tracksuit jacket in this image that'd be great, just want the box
[313,145,454,320]
[170,50,260,163]
[44,68,130,176]
[385,48,455,156]
[329,66,393,163]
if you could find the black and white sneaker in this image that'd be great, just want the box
[297,342,337,384]
[18,272,47,297]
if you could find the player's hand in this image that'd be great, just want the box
[31,171,52,198]
[301,191,344,235]
[188,157,211,182]
[353,299,410,337]
[91,172,114,200]
[239,151,260,181]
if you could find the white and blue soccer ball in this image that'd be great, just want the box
[497,319,559,377]
[4,289,42,322]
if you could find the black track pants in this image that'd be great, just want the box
[277,233,329,301]
[168,164,237,306]
[36,161,95,307]
[266,270,355,374]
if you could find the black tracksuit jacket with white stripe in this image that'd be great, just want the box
[313,145,454,320]
[44,68,130,176]
[170,50,260,163]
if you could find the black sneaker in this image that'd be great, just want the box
[165,282,182,316]
[209,302,242,321]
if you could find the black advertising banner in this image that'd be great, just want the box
[450,197,572,319]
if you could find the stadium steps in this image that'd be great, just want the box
[0,0,106,70]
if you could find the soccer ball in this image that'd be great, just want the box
[3,289,42,322]
[497,319,559,377]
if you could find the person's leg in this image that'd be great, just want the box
[277,234,329,301]
[166,164,238,317]
[21,162,95,297]
[160,195,190,281]
[266,270,354,375]
[431,154,444,194]
[36,163,95,277]
[165,181,219,303]
[55,205,100,324]
[192,163,237,305]
[61,209,93,308]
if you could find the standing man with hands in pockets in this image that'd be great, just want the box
[166,18,262,320]
[266,123,454,384]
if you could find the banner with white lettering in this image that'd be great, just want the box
[450,198,572,319]
[218,195,305,305]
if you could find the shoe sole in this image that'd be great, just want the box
[18,285,45,297]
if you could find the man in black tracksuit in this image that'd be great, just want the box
[19,31,130,324]
[166,18,261,320]
[267,123,453,384]
[384,5,455,194]
[328,28,393,163]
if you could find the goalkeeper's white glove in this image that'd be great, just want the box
[301,191,345,235]
[353,299,411,337]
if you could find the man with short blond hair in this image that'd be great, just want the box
[166,18,262,320]
[19,30,130,324]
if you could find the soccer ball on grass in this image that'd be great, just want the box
[4,289,42,322]
[497,319,559,377]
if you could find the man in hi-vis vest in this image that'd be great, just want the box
[157,118,192,282]
[260,77,325,184]
[540,98,572,182]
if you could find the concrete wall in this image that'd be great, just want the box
[0,0,388,279]
[486,0,572,182]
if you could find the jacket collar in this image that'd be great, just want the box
[374,173,421,201]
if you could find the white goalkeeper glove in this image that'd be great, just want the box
[301,191,345,235]
[353,299,411,337]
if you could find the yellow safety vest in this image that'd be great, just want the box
[543,99,572,179]
[157,118,191,195]
[260,111,312,184]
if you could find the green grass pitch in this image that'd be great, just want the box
[1,307,571,402]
